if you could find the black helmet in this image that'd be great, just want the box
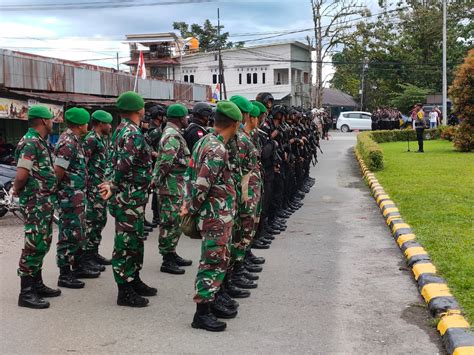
[147,105,166,121]
[272,105,286,117]
[256,92,274,104]
[192,102,213,117]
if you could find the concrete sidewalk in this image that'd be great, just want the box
[0,132,442,354]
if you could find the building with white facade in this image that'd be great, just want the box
[178,41,312,107]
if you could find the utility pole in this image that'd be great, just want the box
[360,59,368,110]
[217,8,223,101]
[442,0,447,125]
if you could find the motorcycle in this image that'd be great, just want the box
[0,164,21,219]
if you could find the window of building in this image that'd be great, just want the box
[239,73,242,85]
[189,75,194,83]
[247,73,251,84]
[253,73,258,84]
[184,75,189,82]
[277,72,281,85]
[304,72,309,84]
[262,72,266,84]
[213,74,217,84]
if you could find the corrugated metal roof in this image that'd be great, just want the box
[9,90,204,109]
[322,88,357,107]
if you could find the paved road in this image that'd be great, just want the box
[0,132,442,354]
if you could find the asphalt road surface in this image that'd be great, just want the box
[0,132,443,354]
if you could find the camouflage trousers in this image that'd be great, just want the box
[18,200,55,277]
[112,203,145,285]
[158,194,182,255]
[57,195,86,268]
[194,224,232,303]
[229,180,261,268]
[85,190,107,252]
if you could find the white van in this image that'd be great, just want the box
[336,111,372,132]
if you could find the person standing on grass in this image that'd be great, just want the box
[414,104,426,153]
[429,108,439,129]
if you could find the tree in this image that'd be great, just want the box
[389,84,431,114]
[449,49,474,152]
[173,20,244,52]
[329,1,473,111]
[310,0,368,107]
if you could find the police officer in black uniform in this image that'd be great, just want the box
[183,102,213,152]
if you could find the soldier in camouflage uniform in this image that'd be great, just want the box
[144,105,166,225]
[54,107,99,289]
[154,103,192,275]
[13,105,61,309]
[82,110,113,270]
[100,91,157,308]
[225,95,262,295]
[182,101,241,332]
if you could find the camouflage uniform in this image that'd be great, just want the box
[54,129,87,268]
[250,128,263,225]
[154,122,190,255]
[16,128,57,277]
[109,118,153,284]
[228,130,261,266]
[185,132,236,303]
[83,130,108,253]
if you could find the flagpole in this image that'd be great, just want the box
[133,51,141,92]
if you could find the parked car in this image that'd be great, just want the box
[336,111,372,132]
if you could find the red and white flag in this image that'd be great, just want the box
[138,51,146,80]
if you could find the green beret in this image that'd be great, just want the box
[250,104,261,118]
[216,101,242,122]
[92,110,113,123]
[167,103,188,118]
[65,107,90,125]
[230,95,253,113]
[116,91,145,112]
[251,101,267,114]
[28,105,53,120]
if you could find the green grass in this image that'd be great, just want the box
[374,140,474,324]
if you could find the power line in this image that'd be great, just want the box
[0,0,216,11]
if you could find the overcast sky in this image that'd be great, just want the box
[0,0,380,84]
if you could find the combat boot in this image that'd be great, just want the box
[234,266,259,281]
[246,250,265,265]
[192,303,227,332]
[210,298,238,319]
[173,253,192,267]
[93,251,112,265]
[145,218,158,228]
[58,266,85,289]
[117,283,149,307]
[73,263,101,279]
[224,275,251,298]
[231,274,258,289]
[225,281,251,298]
[252,240,270,250]
[131,273,157,297]
[260,237,273,245]
[160,253,185,275]
[18,276,50,309]
[34,270,61,297]
[216,288,239,309]
[144,225,153,232]
[261,231,275,240]
[265,226,281,235]
[82,251,105,272]
[244,260,263,273]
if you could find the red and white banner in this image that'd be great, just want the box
[138,51,146,80]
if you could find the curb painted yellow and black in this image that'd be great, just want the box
[355,150,474,355]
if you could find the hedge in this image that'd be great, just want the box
[356,128,442,171]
